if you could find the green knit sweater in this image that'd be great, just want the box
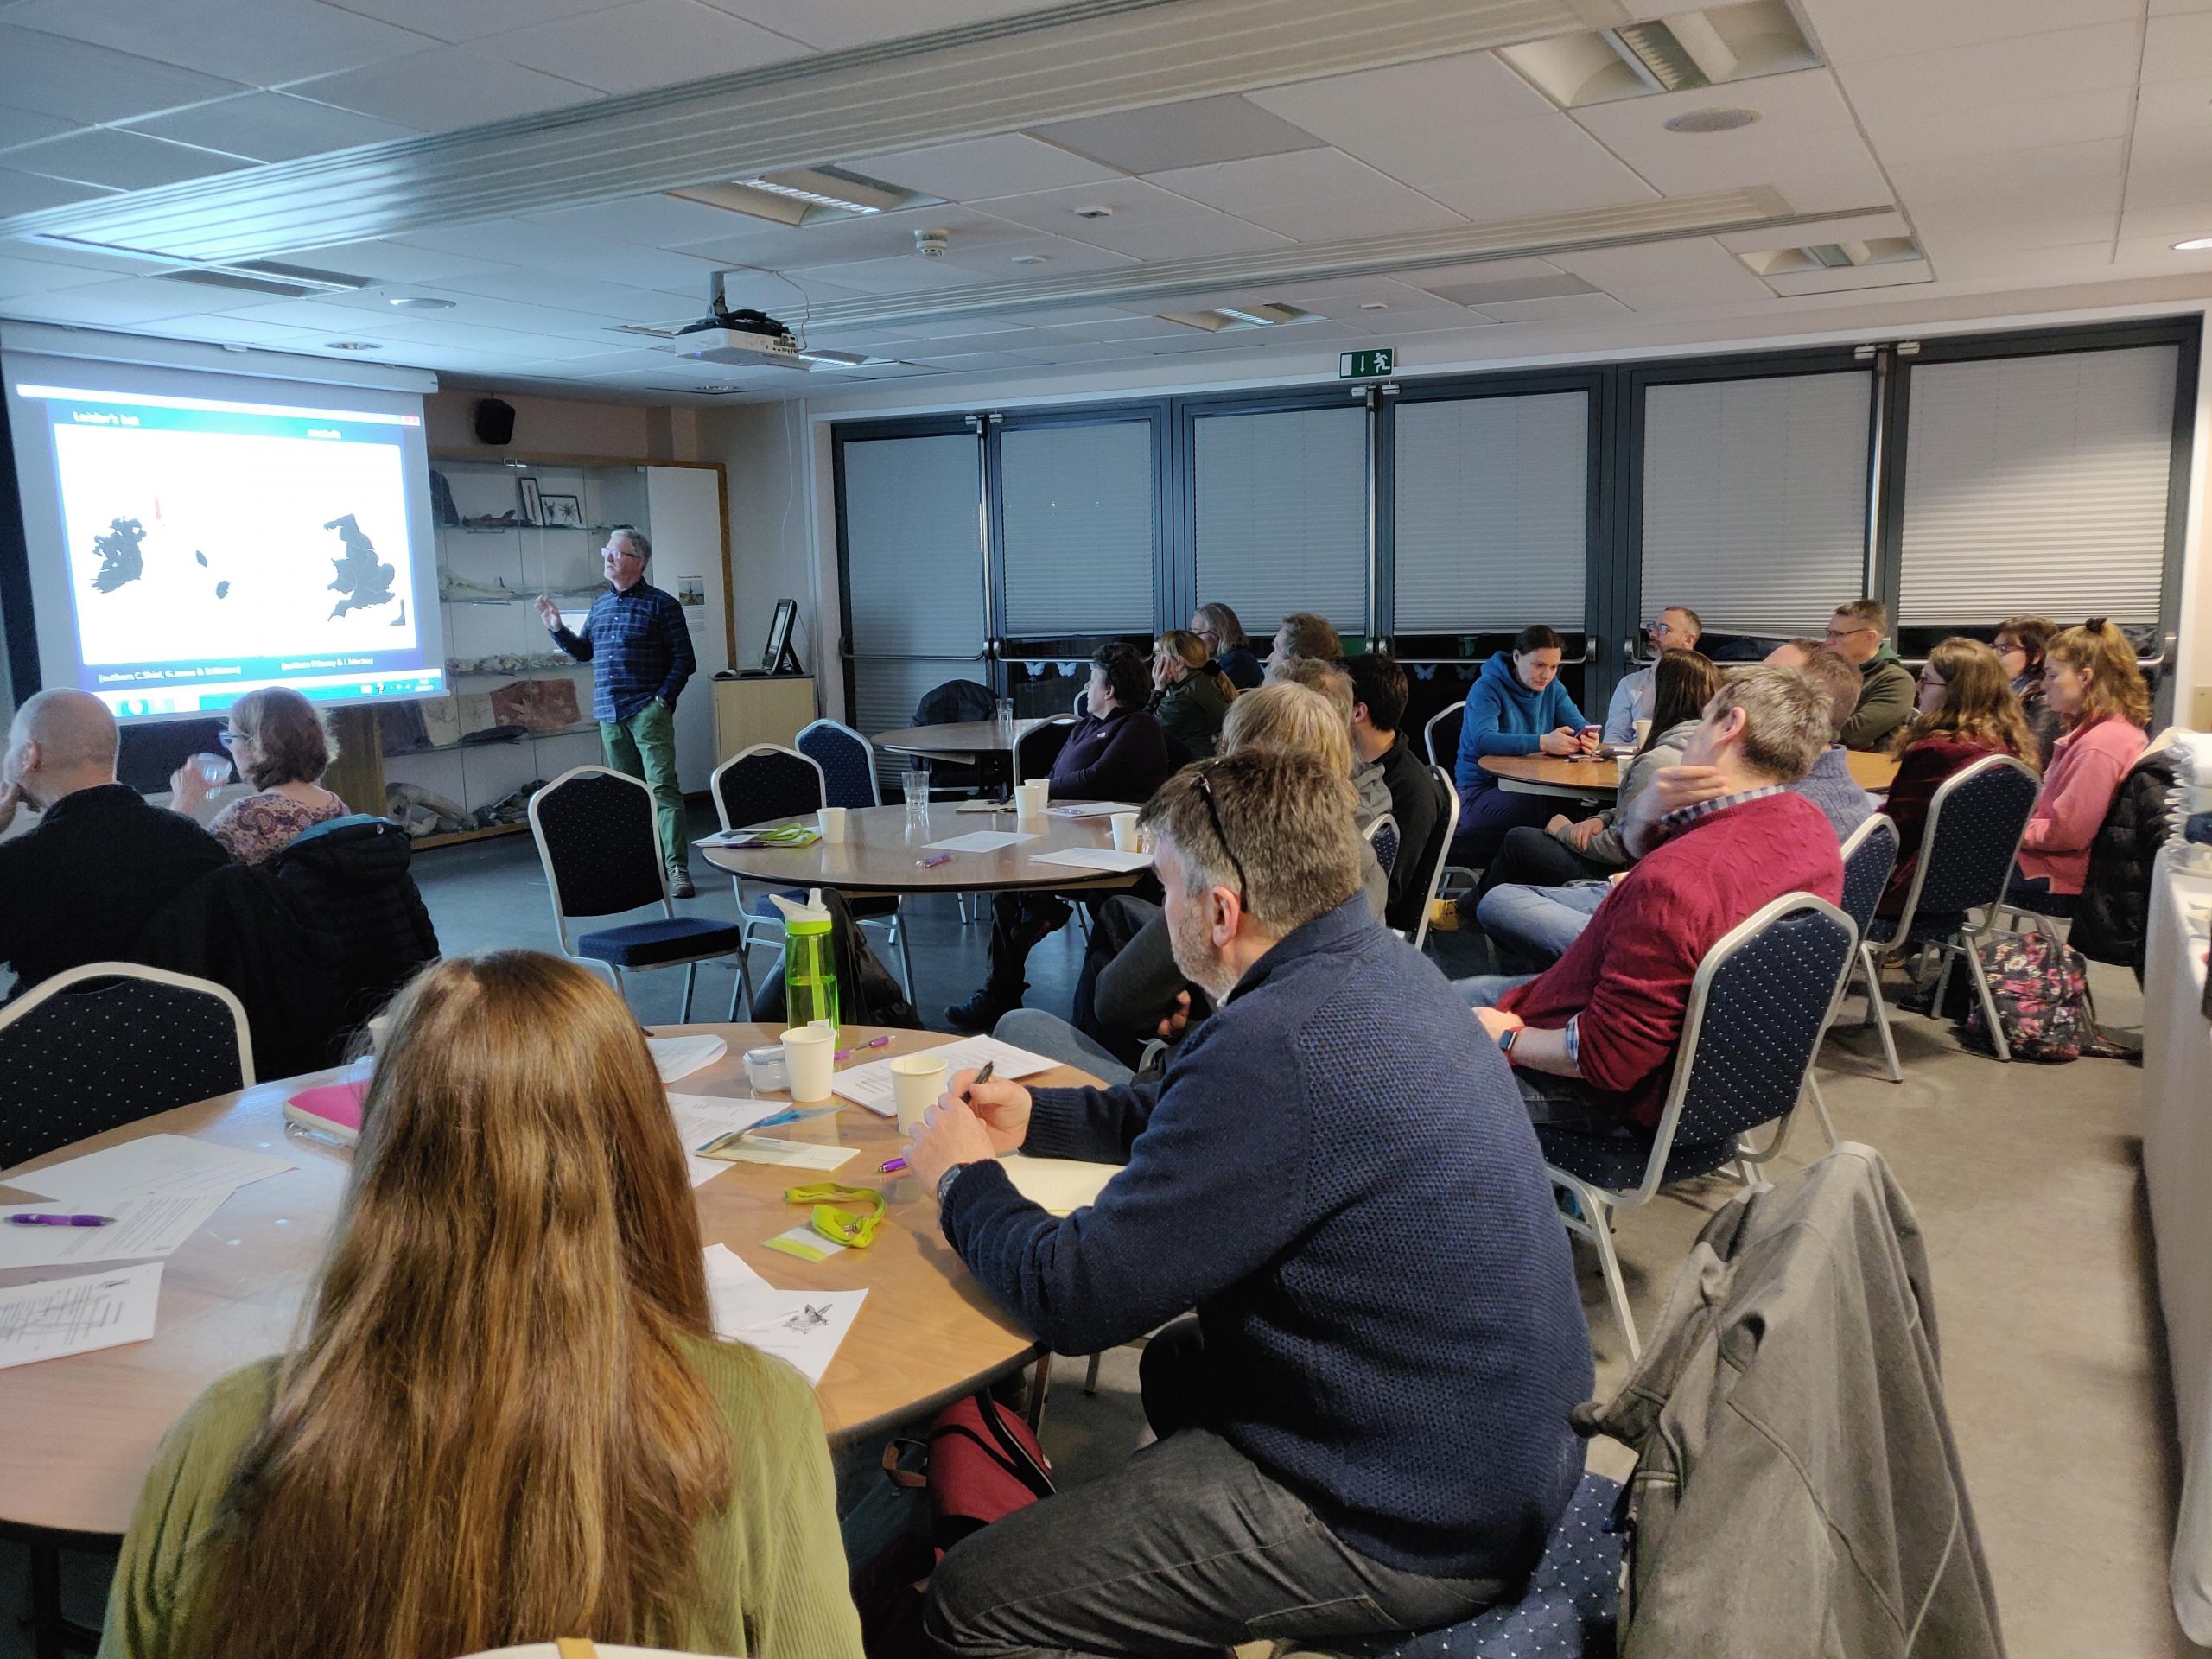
[97,1334,864,1659]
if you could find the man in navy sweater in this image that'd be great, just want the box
[906,749,1592,1656]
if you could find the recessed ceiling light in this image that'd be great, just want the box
[388,295,455,310]
[1663,107,1759,134]
[323,340,381,351]
[1010,253,1048,264]
[2173,237,2212,251]
[1072,205,1114,219]
[1359,302,1390,311]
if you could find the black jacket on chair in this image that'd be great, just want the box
[2070,748,2178,980]
[270,814,439,1038]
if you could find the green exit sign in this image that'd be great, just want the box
[1338,347,1395,378]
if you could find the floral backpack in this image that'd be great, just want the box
[1961,931,2124,1062]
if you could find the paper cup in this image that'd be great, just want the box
[818,806,848,842]
[780,1026,836,1103]
[1110,810,1141,852]
[890,1053,949,1134]
[1015,780,1049,819]
[1632,719,1652,747]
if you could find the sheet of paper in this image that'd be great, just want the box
[0,1191,232,1267]
[649,1033,728,1084]
[707,1137,858,1172]
[955,799,1013,814]
[1027,847,1154,873]
[702,1246,865,1387]
[1003,1157,1119,1217]
[10,1135,294,1205]
[924,830,1040,853]
[667,1095,786,1186]
[0,1262,163,1370]
[831,1034,1058,1116]
[1046,801,1135,818]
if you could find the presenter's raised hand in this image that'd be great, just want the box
[534,594,561,629]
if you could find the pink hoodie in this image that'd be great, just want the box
[2016,715,2147,894]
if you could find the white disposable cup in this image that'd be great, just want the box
[1016,780,1049,819]
[818,806,848,842]
[1110,810,1141,852]
[780,1025,836,1103]
[889,1053,949,1134]
[1632,719,1652,747]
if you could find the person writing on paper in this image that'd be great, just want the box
[100,951,861,1659]
[0,689,228,1001]
[904,750,1591,1658]
[538,525,698,895]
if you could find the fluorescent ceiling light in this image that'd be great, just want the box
[2173,237,2212,251]
[669,167,922,227]
[1160,302,1315,331]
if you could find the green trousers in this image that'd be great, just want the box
[601,698,686,871]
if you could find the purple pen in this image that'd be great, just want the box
[7,1213,113,1227]
[918,853,955,868]
[879,1157,908,1175]
[834,1034,893,1062]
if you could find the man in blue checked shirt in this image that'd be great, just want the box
[537,525,698,894]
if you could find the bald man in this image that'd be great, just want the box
[0,690,228,998]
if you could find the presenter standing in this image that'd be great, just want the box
[538,525,697,895]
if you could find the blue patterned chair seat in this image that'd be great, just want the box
[576,916,746,968]
[1327,1470,1622,1659]
[1537,1123,1735,1191]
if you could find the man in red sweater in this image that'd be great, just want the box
[1459,665,1845,1134]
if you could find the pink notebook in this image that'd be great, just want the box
[283,1079,367,1146]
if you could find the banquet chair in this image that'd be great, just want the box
[1861,755,2040,1067]
[1408,766,1462,952]
[1363,811,1401,879]
[0,962,253,1172]
[1013,716,1077,786]
[530,766,751,1021]
[796,717,882,809]
[1539,893,1857,1358]
[1422,700,1465,771]
[1800,813,1900,1141]
[711,745,915,998]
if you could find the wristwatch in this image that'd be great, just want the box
[937,1164,969,1205]
[1497,1024,1521,1058]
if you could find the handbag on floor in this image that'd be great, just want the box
[1960,931,2123,1062]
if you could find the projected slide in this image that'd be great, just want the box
[14,380,443,716]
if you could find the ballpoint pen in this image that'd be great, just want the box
[880,1061,996,1175]
[918,853,955,868]
[835,1034,893,1062]
[7,1213,113,1227]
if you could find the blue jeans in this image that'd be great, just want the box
[2004,870,2075,919]
[1477,880,1608,973]
[994,1007,1135,1087]
[1453,974,1624,1135]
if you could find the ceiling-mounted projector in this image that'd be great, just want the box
[665,272,804,367]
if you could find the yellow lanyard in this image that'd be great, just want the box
[785,1182,887,1249]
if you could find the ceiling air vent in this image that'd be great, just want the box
[1738,236,1922,276]
[130,256,374,298]
[666,166,935,228]
[1501,1,1819,108]
[1157,302,1316,332]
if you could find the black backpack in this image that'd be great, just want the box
[747,886,921,1029]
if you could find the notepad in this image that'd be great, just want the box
[832,1035,1057,1116]
[0,1262,163,1370]
[924,830,1039,853]
[1004,1157,1118,1217]
[1027,847,1152,874]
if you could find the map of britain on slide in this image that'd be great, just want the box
[56,423,416,666]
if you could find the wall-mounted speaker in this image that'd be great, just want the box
[473,397,516,446]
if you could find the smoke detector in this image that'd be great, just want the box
[916,228,950,257]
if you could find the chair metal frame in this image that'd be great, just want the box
[1800,813,1900,1139]
[1860,754,2040,1067]
[1409,764,1463,952]
[1362,810,1401,879]
[1012,715,1078,786]
[1423,699,1465,771]
[0,961,257,1090]
[1546,892,1856,1360]
[790,721,921,994]
[528,765,749,1021]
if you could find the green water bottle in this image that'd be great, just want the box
[770,887,840,1036]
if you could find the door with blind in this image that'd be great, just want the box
[1189,398,1369,643]
[994,410,1160,648]
[1890,341,2188,645]
[835,425,988,741]
[1636,366,1873,655]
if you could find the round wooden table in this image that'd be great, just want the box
[1478,749,1900,799]
[0,1023,1096,1541]
[873,719,1047,757]
[699,802,1147,896]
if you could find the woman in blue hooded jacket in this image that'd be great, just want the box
[1452,624,1596,836]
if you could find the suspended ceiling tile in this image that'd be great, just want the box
[2132,73,2212,136]
[521,193,769,248]
[228,294,436,328]
[854,326,1038,354]
[6,128,253,191]
[2117,199,2212,241]
[1853,86,2133,166]
[1836,24,2143,128]
[419,267,702,321]
[934,233,1141,277]
[0,168,119,216]
[2140,11,2212,81]
[1246,50,1556,155]
[1800,0,2139,67]
[476,0,810,95]
[851,135,1120,202]
[1886,140,2124,213]
[1552,239,1776,308]
[1762,260,1934,296]
[1064,212,1295,262]
[696,0,1061,52]
[904,349,1052,370]
[1017,338,1151,364]
[1907,203,2119,251]
[320,0,637,45]
[1924,241,2118,282]
[1039,313,1197,342]
[4,277,251,326]
[157,313,329,344]
[1471,290,1629,321]
[2125,141,2212,213]
[1028,94,1326,176]
[778,254,994,295]
[0,251,122,298]
[676,206,1035,270]
[122,91,421,162]
[9,0,436,86]
[1420,270,1597,306]
[281,238,512,283]
[0,108,79,151]
[0,28,248,124]
[288,48,604,130]
[1394,116,1657,221]
[1142,149,1465,242]
[1346,305,1494,334]
[971,176,1230,234]
[1718,210,1909,251]
[1570,72,1863,194]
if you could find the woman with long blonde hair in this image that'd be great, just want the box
[1876,637,2038,918]
[2011,619,2152,917]
[1149,627,1234,758]
[101,951,861,1659]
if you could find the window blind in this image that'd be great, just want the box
[841,433,986,734]
[1640,372,1872,634]
[1001,421,1154,637]
[1393,392,1587,632]
[1897,346,2177,626]
[1194,404,1368,632]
